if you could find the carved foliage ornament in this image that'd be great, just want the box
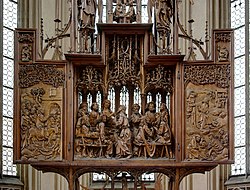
[108,35,141,87]
[17,33,34,43]
[19,65,65,88]
[215,33,231,43]
[145,65,173,93]
[77,66,104,92]
[184,65,230,88]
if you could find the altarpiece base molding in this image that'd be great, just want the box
[31,161,217,190]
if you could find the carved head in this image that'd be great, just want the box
[132,103,140,113]
[91,102,99,111]
[103,99,111,110]
[146,101,156,113]
[49,103,61,116]
[160,103,167,111]
[195,135,201,142]
[79,102,88,112]
[117,105,126,114]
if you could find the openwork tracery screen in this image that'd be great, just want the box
[231,0,250,176]
[1,0,17,176]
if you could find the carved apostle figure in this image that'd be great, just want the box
[155,103,172,158]
[135,101,157,157]
[89,102,101,129]
[78,0,97,30]
[75,102,90,136]
[101,99,116,127]
[129,103,142,139]
[101,99,116,158]
[144,101,156,130]
[89,102,106,142]
[155,103,171,144]
[115,105,132,158]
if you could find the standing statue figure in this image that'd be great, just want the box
[155,0,173,33]
[125,0,136,23]
[130,104,142,139]
[113,2,125,23]
[78,0,97,30]
[155,103,173,158]
[75,102,90,136]
[115,105,132,158]
[155,0,173,52]
[101,99,116,158]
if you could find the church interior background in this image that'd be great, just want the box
[0,0,249,190]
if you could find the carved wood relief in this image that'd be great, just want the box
[184,64,231,161]
[16,31,36,62]
[145,65,173,93]
[19,65,65,161]
[214,31,233,63]
[74,100,174,159]
[14,22,234,189]
[107,34,142,87]
[76,66,104,93]
[73,30,177,160]
[19,64,65,88]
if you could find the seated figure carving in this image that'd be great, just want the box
[75,102,90,136]
[74,100,174,159]
[115,105,132,159]
[134,102,157,158]
[155,103,173,158]
[129,104,142,156]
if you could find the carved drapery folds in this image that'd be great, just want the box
[184,64,231,161]
[74,101,174,159]
[113,0,136,23]
[19,64,65,161]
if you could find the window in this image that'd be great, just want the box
[231,0,250,176]
[1,0,17,176]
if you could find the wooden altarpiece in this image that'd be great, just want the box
[13,1,234,189]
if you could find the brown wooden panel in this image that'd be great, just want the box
[14,63,66,163]
[183,63,234,163]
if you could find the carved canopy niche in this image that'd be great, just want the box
[13,1,234,189]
